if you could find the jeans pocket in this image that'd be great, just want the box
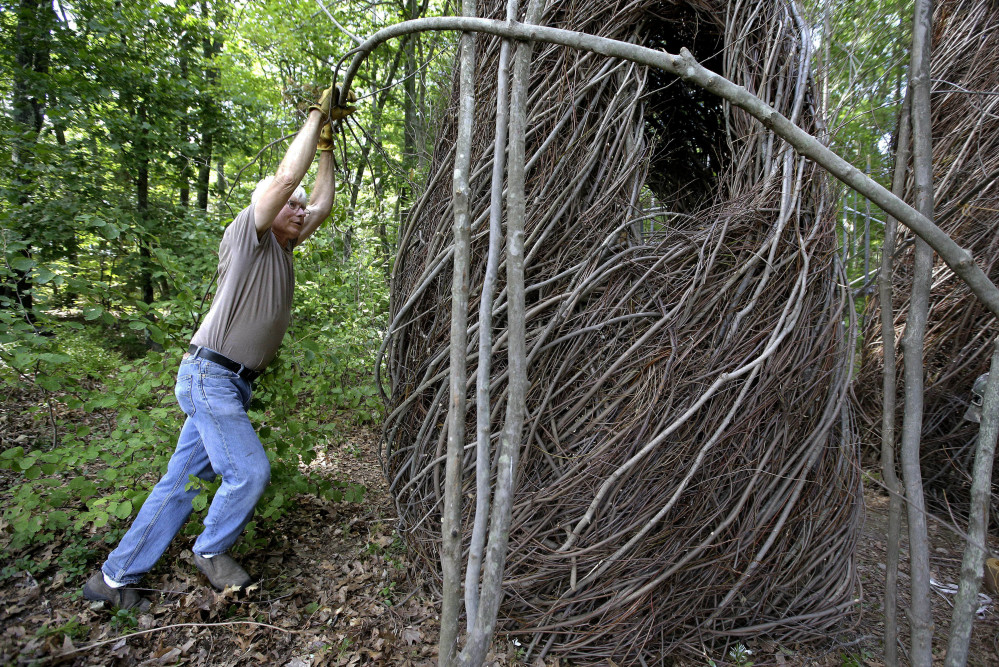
[198,374,250,414]
[175,372,196,417]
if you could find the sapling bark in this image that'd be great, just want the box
[439,2,476,664]
[901,1,935,663]
[945,343,999,665]
[457,4,544,664]
[465,0,515,629]
[881,93,911,667]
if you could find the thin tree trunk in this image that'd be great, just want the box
[438,2,476,664]
[457,3,544,665]
[5,0,52,318]
[901,1,935,663]
[197,127,213,210]
[137,102,155,306]
[197,1,223,212]
[404,0,418,174]
[179,46,191,208]
[945,343,999,666]
[465,7,514,630]
[820,1,831,131]
[882,92,911,667]
[215,157,226,200]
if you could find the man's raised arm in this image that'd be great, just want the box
[253,104,325,237]
[254,86,356,238]
[298,127,337,244]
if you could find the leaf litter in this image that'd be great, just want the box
[3,414,999,665]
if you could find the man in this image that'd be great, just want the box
[81,86,356,608]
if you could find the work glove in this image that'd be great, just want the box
[309,86,357,121]
[317,123,335,152]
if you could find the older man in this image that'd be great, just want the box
[82,86,356,608]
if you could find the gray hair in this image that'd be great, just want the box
[251,176,307,207]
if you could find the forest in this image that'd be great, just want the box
[2,0,999,665]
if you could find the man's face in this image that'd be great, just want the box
[272,199,308,246]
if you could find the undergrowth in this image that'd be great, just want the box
[0,287,381,578]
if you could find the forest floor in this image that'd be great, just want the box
[2,418,999,666]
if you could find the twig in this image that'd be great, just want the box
[48,621,299,661]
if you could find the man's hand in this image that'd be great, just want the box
[330,87,357,122]
[317,123,335,152]
[308,86,334,118]
[309,86,357,122]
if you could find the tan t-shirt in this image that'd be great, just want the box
[190,204,294,371]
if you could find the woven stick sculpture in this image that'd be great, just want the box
[380,0,861,662]
[858,0,999,522]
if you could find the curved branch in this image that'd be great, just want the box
[338,16,999,317]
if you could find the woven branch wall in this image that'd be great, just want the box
[381,0,861,662]
[857,0,999,521]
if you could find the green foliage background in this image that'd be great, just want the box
[0,0,450,575]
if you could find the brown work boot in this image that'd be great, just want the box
[193,553,252,591]
[82,571,142,609]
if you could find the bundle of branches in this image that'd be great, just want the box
[380,0,860,662]
[857,0,999,521]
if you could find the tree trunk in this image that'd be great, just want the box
[901,1,936,664]
[403,0,419,175]
[4,0,53,317]
[438,2,477,664]
[465,14,513,632]
[179,47,192,208]
[945,344,999,665]
[458,4,544,665]
[137,102,155,306]
[197,1,224,212]
[881,92,911,667]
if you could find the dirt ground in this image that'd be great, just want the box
[2,423,999,666]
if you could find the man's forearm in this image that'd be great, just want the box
[274,111,324,189]
[299,149,336,243]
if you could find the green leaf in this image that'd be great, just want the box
[9,256,34,272]
[35,267,57,284]
[37,376,62,391]
[45,511,71,530]
[37,353,72,365]
[112,500,133,519]
[191,493,207,512]
[147,324,164,344]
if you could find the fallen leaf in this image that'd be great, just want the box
[401,626,422,646]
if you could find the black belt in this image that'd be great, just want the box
[187,345,263,382]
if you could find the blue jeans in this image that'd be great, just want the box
[102,354,270,585]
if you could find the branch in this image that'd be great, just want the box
[458,3,544,664]
[335,16,999,318]
[880,91,911,667]
[314,0,363,45]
